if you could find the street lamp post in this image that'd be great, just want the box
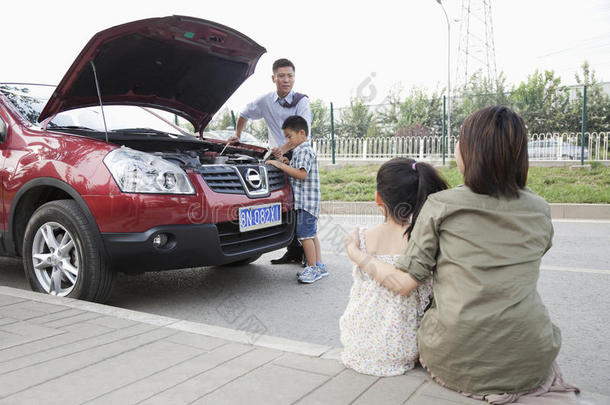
[435,0,451,151]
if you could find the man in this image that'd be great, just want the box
[228,58,312,265]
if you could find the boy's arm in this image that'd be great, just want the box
[266,160,307,180]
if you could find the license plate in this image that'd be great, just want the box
[239,203,282,232]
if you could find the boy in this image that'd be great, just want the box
[266,115,326,284]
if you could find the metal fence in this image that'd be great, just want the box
[313,132,609,161]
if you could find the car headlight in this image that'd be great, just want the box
[103,147,195,194]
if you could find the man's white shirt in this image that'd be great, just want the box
[239,90,312,148]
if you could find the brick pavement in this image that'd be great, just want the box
[0,287,606,405]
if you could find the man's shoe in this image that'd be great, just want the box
[271,252,303,265]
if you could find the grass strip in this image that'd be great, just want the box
[320,163,610,203]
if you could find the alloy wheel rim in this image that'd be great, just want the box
[31,222,80,296]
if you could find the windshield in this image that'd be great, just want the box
[0,83,194,136]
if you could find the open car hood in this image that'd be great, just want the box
[39,15,265,133]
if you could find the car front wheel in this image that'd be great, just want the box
[23,200,114,302]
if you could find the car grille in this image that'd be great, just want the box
[200,166,243,194]
[216,211,294,254]
[199,165,287,195]
[267,166,287,191]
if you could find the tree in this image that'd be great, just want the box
[452,70,512,135]
[180,121,195,133]
[375,86,403,136]
[290,61,609,141]
[205,107,269,141]
[509,69,570,133]
[309,98,330,139]
[244,119,269,141]
[397,87,442,136]
[337,97,375,138]
[566,61,610,132]
[206,107,234,131]
[377,86,442,137]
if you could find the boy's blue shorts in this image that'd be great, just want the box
[296,209,317,240]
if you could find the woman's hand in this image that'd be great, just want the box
[344,227,419,295]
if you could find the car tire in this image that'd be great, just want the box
[23,200,115,302]
[221,254,262,266]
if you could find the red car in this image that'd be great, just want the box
[0,16,294,302]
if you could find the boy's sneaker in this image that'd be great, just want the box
[297,263,328,278]
[316,263,328,277]
[297,266,327,284]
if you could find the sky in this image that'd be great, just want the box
[1,0,609,113]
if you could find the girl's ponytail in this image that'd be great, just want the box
[377,158,448,239]
[406,161,448,238]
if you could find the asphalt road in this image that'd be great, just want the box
[1,215,609,395]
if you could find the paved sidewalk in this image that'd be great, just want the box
[0,287,607,405]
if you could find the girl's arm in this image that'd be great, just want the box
[345,229,419,296]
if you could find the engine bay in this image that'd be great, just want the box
[108,135,269,169]
[152,149,263,169]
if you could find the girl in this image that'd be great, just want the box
[339,158,448,376]
[345,106,579,404]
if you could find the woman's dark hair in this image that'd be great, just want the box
[459,106,528,199]
[377,158,448,237]
[272,58,295,72]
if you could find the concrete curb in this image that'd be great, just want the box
[549,203,610,220]
[0,286,336,358]
[321,201,610,220]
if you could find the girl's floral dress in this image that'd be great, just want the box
[339,228,433,377]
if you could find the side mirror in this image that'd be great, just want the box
[0,118,6,142]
